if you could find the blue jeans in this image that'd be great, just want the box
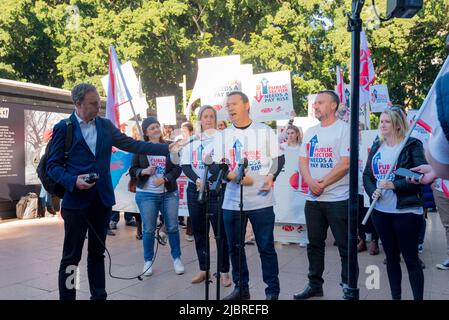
[111,211,134,223]
[135,191,181,262]
[223,206,280,296]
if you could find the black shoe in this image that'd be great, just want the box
[126,219,137,227]
[107,228,116,236]
[266,294,279,300]
[293,286,323,300]
[222,288,250,300]
[136,233,143,240]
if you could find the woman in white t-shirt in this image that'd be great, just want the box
[363,106,427,300]
[180,105,231,286]
[280,124,303,151]
[279,125,308,247]
[129,117,184,277]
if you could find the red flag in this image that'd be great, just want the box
[415,57,449,134]
[442,179,449,198]
[359,30,376,107]
[106,46,130,128]
[336,66,344,104]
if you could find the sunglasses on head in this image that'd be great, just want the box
[388,105,405,114]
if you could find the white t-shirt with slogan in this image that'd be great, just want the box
[180,131,217,183]
[210,121,283,211]
[136,155,166,194]
[371,143,423,215]
[299,119,350,202]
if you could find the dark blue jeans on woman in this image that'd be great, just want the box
[372,209,424,300]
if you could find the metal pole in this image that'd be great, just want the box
[215,182,223,300]
[182,75,187,115]
[238,182,244,299]
[204,182,210,301]
[344,0,365,300]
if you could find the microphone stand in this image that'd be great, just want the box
[204,180,212,301]
[210,164,227,300]
[198,163,212,300]
[237,171,245,299]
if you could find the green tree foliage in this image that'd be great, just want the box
[0,0,447,115]
[0,0,62,86]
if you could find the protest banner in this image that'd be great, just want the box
[156,96,177,125]
[370,84,390,113]
[250,70,294,122]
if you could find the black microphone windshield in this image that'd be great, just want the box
[219,162,229,171]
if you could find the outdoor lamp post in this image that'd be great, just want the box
[344,0,423,300]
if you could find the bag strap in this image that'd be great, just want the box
[63,118,73,167]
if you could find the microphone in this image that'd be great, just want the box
[177,134,200,148]
[170,135,200,165]
[234,158,248,184]
[211,161,229,193]
[197,154,213,203]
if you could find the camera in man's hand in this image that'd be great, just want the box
[84,173,99,184]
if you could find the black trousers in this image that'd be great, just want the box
[58,197,111,300]
[371,209,424,300]
[186,183,230,272]
[305,199,353,289]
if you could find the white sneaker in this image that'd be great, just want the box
[143,261,153,276]
[186,235,194,242]
[436,259,449,270]
[173,258,185,275]
[299,242,307,248]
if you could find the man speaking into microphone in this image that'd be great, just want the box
[209,92,285,300]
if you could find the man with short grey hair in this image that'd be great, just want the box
[47,83,177,300]
[294,90,352,300]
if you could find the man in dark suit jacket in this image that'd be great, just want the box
[47,83,177,300]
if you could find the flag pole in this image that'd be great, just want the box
[110,45,145,141]
[362,55,449,225]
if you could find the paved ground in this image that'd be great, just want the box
[0,211,448,300]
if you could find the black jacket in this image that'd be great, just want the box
[363,137,427,209]
[129,146,181,193]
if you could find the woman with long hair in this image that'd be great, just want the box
[180,105,231,286]
[363,106,427,300]
[178,121,195,242]
[279,124,308,246]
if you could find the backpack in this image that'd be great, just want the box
[36,119,73,199]
[16,192,38,219]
